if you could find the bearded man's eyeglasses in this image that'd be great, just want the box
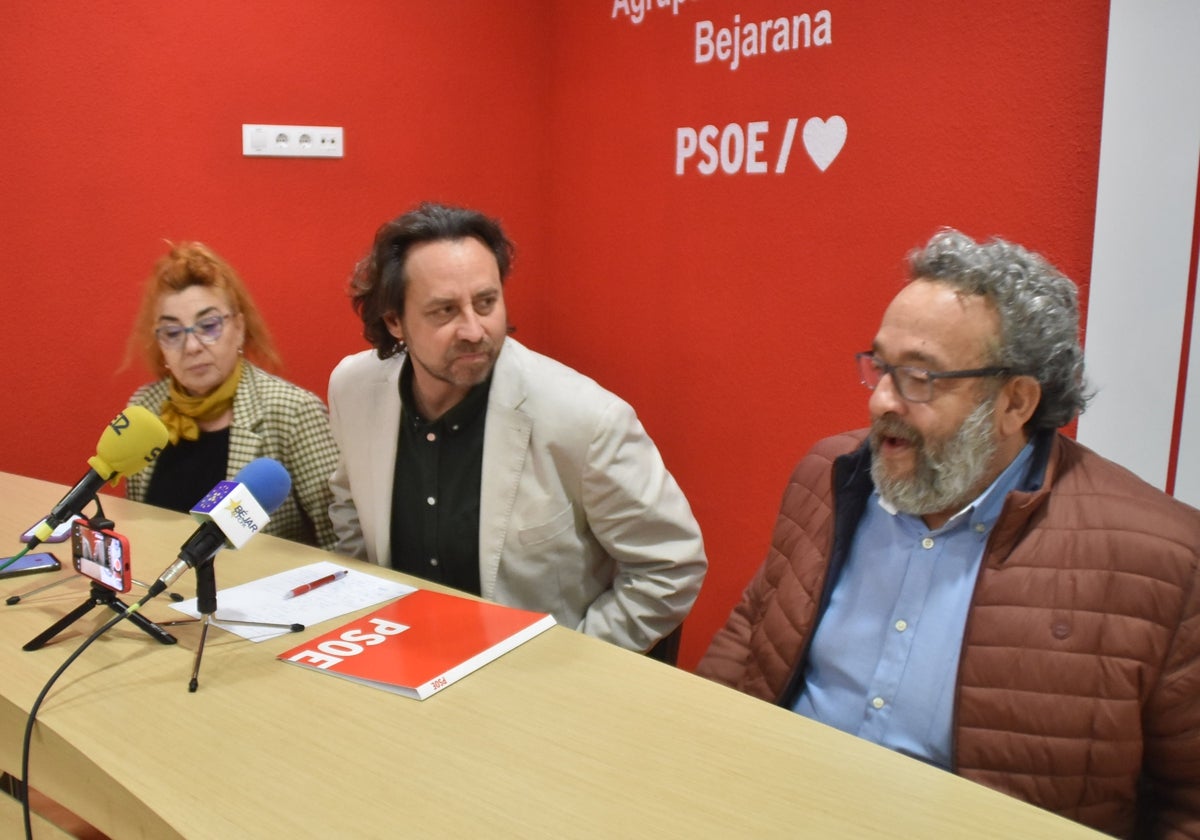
[855,351,1020,403]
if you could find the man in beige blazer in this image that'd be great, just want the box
[328,202,706,654]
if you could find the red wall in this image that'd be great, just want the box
[1,1,1109,670]
[0,0,552,448]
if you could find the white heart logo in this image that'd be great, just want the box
[802,116,847,172]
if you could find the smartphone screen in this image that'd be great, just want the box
[71,523,132,593]
[0,552,63,579]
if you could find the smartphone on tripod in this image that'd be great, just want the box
[71,522,132,593]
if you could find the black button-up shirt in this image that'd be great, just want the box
[388,358,490,595]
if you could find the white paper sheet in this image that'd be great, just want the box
[168,560,415,642]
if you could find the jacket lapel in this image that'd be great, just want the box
[368,356,404,567]
[478,341,531,599]
[227,363,264,476]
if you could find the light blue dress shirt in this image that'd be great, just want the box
[792,442,1035,769]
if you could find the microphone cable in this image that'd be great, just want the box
[16,592,156,840]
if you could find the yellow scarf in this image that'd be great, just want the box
[160,360,244,445]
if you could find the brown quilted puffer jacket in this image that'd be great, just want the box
[698,430,1200,839]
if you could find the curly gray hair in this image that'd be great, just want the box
[908,229,1091,430]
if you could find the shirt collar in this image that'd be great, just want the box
[398,355,492,432]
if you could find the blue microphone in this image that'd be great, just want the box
[147,459,291,598]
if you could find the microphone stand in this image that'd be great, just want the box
[7,576,181,607]
[188,563,218,693]
[5,574,82,606]
[159,563,303,692]
[21,504,177,651]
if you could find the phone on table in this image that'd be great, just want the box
[0,552,62,579]
[71,522,132,593]
[20,515,83,544]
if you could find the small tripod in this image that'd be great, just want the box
[22,502,178,651]
[23,580,177,651]
[158,563,303,692]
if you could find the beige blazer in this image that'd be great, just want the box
[327,338,706,652]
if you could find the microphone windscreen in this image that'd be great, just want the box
[233,458,291,514]
[88,406,169,478]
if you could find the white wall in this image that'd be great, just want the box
[1079,0,1200,507]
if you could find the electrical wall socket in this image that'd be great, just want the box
[242,124,344,158]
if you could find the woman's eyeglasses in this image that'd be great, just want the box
[154,313,231,349]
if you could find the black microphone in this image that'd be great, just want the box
[146,459,291,599]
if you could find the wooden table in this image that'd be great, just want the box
[0,471,1101,838]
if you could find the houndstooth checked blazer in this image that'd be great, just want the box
[126,362,339,549]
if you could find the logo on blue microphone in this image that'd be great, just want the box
[194,481,237,513]
[191,480,270,549]
[224,497,260,533]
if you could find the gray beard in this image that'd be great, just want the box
[870,398,998,516]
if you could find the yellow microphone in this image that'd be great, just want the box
[23,405,168,548]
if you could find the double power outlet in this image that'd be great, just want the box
[242,124,344,158]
